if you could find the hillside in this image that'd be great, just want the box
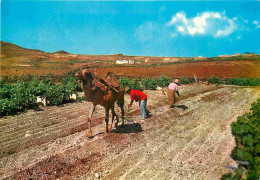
[54,50,70,54]
[1,41,44,58]
[1,41,260,79]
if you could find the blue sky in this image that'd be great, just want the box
[1,1,260,57]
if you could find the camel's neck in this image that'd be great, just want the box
[82,80,93,101]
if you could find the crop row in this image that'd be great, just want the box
[1,73,259,117]
[0,77,83,116]
[208,76,260,86]
[119,76,192,91]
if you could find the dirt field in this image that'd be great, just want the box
[94,61,260,79]
[2,60,260,79]
[1,84,259,180]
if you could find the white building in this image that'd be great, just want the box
[128,60,135,64]
[116,60,129,64]
[219,55,233,58]
[144,58,150,63]
[116,60,135,64]
[163,57,171,62]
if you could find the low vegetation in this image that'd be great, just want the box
[222,98,260,180]
[208,76,260,86]
[0,78,82,116]
[119,76,191,91]
[1,74,65,83]
[179,77,193,84]
[156,75,171,87]
[1,72,259,117]
[119,78,144,91]
[141,78,157,90]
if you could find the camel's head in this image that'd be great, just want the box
[75,65,94,83]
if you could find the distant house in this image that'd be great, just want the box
[163,57,171,62]
[144,58,150,63]
[219,55,233,58]
[128,60,135,64]
[116,60,129,64]
[116,60,135,64]
[235,53,240,56]
[195,56,206,60]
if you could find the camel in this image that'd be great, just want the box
[75,66,124,137]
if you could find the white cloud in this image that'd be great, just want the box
[253,20,260,29]
[167,11,240,38]
[177,26,185,33]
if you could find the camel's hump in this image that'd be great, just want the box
[103,72,120,88]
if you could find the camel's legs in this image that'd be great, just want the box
[110,104,119,131]
[105,107,110,134]
[87,103,95,138]
[118,99,125,127]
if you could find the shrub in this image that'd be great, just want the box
[0,79,81,116]
[129,79,143,91]
[45,85,66,105]
[45,83,78,105]
[156,75,171,87]
[225,78,260,86]
[119,77,146,91]
[179,77,192,84]
[1,74,64,84]
[61,77,76,85]
[141,78,157,90]
[0,84,12,99]
[208,76,223,84]
[0,82,39,116]
[11,82,38,111]
[0,99,16,116]
[42,78,52,84]
[207,77,260,86]
[61,77,82,92]
[222,98,260,179]
[65,68,81,77]
[119,77,131,89]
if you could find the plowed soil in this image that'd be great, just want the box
[94,61,260,79]
[1,60,260,79]
[1,84,259,180]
